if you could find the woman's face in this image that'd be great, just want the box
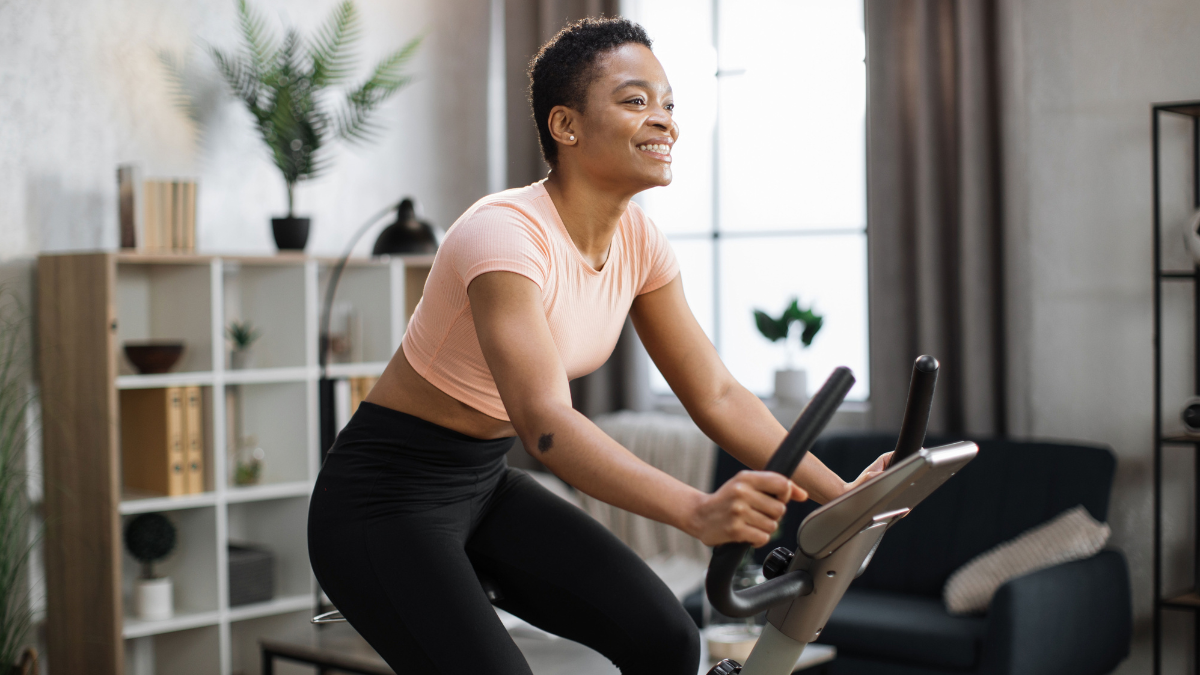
[565,43,678,191]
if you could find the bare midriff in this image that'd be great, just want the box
[364,349,518,440]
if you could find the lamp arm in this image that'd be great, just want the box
[319,201,402,369]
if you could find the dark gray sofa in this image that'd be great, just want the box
[708,433,1132,675]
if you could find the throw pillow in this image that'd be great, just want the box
[943,505,1110,615]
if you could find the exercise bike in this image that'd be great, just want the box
[314,356,976,675]
[703,355,976,675]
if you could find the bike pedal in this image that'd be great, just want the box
[707,658,742,675]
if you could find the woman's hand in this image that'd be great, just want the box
[688,471,807,547]
[842,451,893,496]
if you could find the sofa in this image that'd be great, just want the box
[704,432,1132,675]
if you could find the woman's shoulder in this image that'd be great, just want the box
[446,183,553,241]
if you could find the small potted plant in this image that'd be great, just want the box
[753,298,824,404]
[226,320,261,369]
[124,513,177,621]
[208,0,422,251]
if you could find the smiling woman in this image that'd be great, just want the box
[307,16,888,675]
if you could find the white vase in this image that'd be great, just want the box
[230,348,255,370]
[774,368,808,405]
[134,577,174,621]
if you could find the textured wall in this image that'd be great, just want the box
[0,0,491,260]
[999,0,1200,671]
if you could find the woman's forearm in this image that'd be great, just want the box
[517,403,706,536]
[686,382,847,504]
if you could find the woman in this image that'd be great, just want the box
[308,17,887,675]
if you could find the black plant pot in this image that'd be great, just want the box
[272,217,310,251]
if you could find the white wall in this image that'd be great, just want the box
[1000,0,1200,671]
[0,0,491,260]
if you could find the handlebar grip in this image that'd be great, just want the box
[891,355,938,464]
[706,543,813,617]
[705,367,855,618]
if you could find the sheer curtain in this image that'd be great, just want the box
[865,0,1007,436]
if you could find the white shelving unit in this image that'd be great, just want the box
[38,252,433,675]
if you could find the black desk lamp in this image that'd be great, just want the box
[318,198,438,456]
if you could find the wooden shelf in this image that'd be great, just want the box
[120,491,218,515]
[38,251,423,675]
[1162,434,1200,444]
[226,594,314,623]
[223,366,313,385]
[123,608,221,639]
[116,372,215,390]
[225,480,313,503]
[324,361,389,378]
[1162,591,1200,610]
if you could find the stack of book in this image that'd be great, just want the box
[118,165,198,253]
[120,386,206,496]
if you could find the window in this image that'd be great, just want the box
[629,0,869,400]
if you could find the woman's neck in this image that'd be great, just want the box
[543,169,632,271]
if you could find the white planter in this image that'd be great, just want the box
[774,368,808,405]
[134,577,174,621]
[230,348,256,370]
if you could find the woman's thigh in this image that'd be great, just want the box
[466,470,701,675]
[308,460,532,674]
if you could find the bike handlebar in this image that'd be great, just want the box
[891,356,938,464]
[705,367,856,618]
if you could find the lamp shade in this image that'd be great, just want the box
[372,198,438,255]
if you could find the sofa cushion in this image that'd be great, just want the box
[943,505,1110,614]
[819,588,988,671]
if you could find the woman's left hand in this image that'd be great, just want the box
[842,451,892,495]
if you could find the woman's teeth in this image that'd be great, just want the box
[637,144,670,154]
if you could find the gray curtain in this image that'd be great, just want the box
[866,0,1007,436]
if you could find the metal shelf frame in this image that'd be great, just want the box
[1153,99,1200,675]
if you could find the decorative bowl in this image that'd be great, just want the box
[124,342,185,374]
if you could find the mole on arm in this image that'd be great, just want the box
[537,433,554,453]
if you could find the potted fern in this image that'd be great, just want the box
[753,298,824,404]
[0,292,39,673]
[226,320,261,369]
[209,0,422,251]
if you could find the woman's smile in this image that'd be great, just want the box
[636,139,673,162]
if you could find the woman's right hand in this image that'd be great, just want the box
[688,470,805,547]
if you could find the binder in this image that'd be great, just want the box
[184,386,204,494]
[120,387,186,496]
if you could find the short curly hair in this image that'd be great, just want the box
[528,17,653,167]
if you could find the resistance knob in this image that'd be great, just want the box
[762,546,795,580]
[707,658,742,675]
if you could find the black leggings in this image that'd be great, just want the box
[307,402,701,674]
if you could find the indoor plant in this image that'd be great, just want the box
[209,0,422,250]
[0,292,39,673]
[124,513,178,621]
[753,298,824,404]
[226,320,261,369]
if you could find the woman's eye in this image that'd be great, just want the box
[665,103,675,112]
[627,97,645,105]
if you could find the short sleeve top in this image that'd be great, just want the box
[401,180,679,420]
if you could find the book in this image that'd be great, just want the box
[183,181,197,251]
[349,376,378,416]
[142,180,159,251]
[172,181,185,251]
[117,165,143,249]
[184,386,204,494]
[120,387,187,497]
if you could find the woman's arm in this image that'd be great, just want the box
[469,270,799,547]
[631,275,881,505]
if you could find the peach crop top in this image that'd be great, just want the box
[401,181,679,421]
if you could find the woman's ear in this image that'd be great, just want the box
[548,106,578,146]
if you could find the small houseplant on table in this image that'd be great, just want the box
[226,320,261,369]
[753,298,824,405]
[124,513,178,621]
[208,0,422,251]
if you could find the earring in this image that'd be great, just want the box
[569,135,575,141]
